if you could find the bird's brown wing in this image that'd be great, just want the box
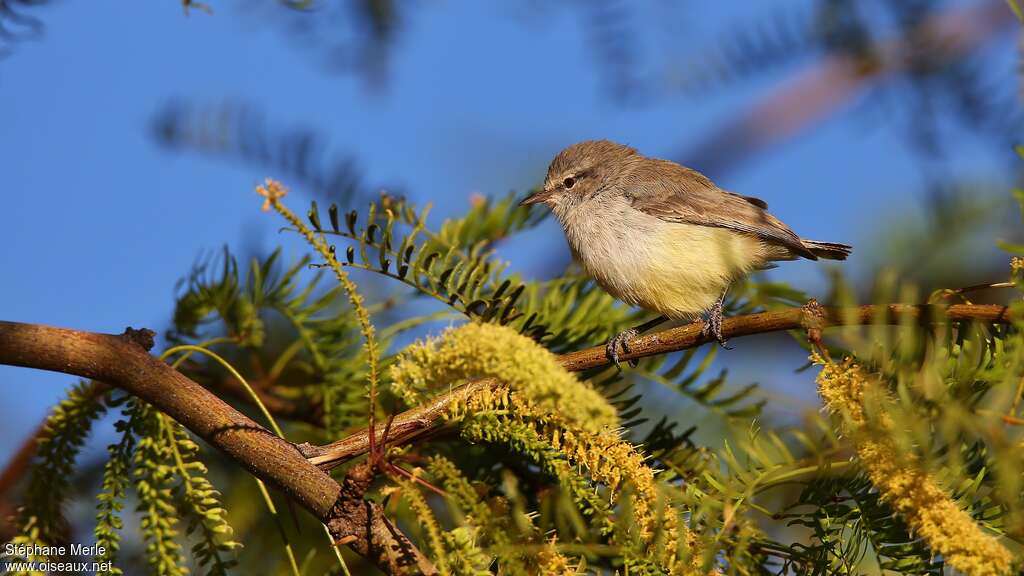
[622,160,816,259]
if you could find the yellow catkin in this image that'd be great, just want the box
[816,357,1014,576]
[662,505,679,561]
[558,426,657,542]
[682,529,712,576]
[661,503,712,575]
[535,536,578,575]
[393,322,711,572]
[390,322,618,432]
[476,401,711,573]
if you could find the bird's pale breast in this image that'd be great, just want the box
[556,196,767,319]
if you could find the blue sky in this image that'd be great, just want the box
[0,1,1019,457]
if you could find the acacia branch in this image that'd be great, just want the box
[303,302,1018,470]
[0,321,436,575]
[555,302,1015,372]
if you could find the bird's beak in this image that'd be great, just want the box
[520,188,554,206]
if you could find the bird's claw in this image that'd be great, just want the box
[701,301,732,350]
[605,328,640,369]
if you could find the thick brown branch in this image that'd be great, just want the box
[308,302,1017,470]
[0,321,435,575]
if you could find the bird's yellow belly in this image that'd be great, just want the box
[575,221,763,320]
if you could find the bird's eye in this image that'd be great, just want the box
[563,177,576,189]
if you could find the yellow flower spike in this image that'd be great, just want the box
[661,501,712,575]
[682,529,711,576]
[391,320,713,572]
[662,507,680,567]
[815,357,1014,576]
[390,322,618,432]
[555,422,659,543]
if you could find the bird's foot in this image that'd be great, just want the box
[700,300,732,349]
[605,328,640,370]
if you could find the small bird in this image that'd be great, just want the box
[520,140,851,367]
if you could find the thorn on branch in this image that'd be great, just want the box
[334,534,357,546]
[294,441,322,459]
[120,327,156,351]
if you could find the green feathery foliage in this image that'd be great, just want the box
[389,477,451,574]
[171,247,370,434]
[91,393,240,576]
[161,414,241,574]
[306,192,585,341]
[428,454,534,573]
[7,382,107,570]
[460,411,616,538]
[169,244,446,435]
[129,399,188,576]
[90,396,239,576]
[440,527,492,576]
[94,393,135,575]
[781,472,942,574]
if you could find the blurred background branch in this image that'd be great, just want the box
[0,0,48,58]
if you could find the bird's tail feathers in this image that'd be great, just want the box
[801,239,852,261]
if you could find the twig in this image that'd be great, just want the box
[929,281,1017,303]
[304,302,1017,470]
[0,425,42,497]
[557,303,1013,371]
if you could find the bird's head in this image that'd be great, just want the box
[520,140,638,212]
